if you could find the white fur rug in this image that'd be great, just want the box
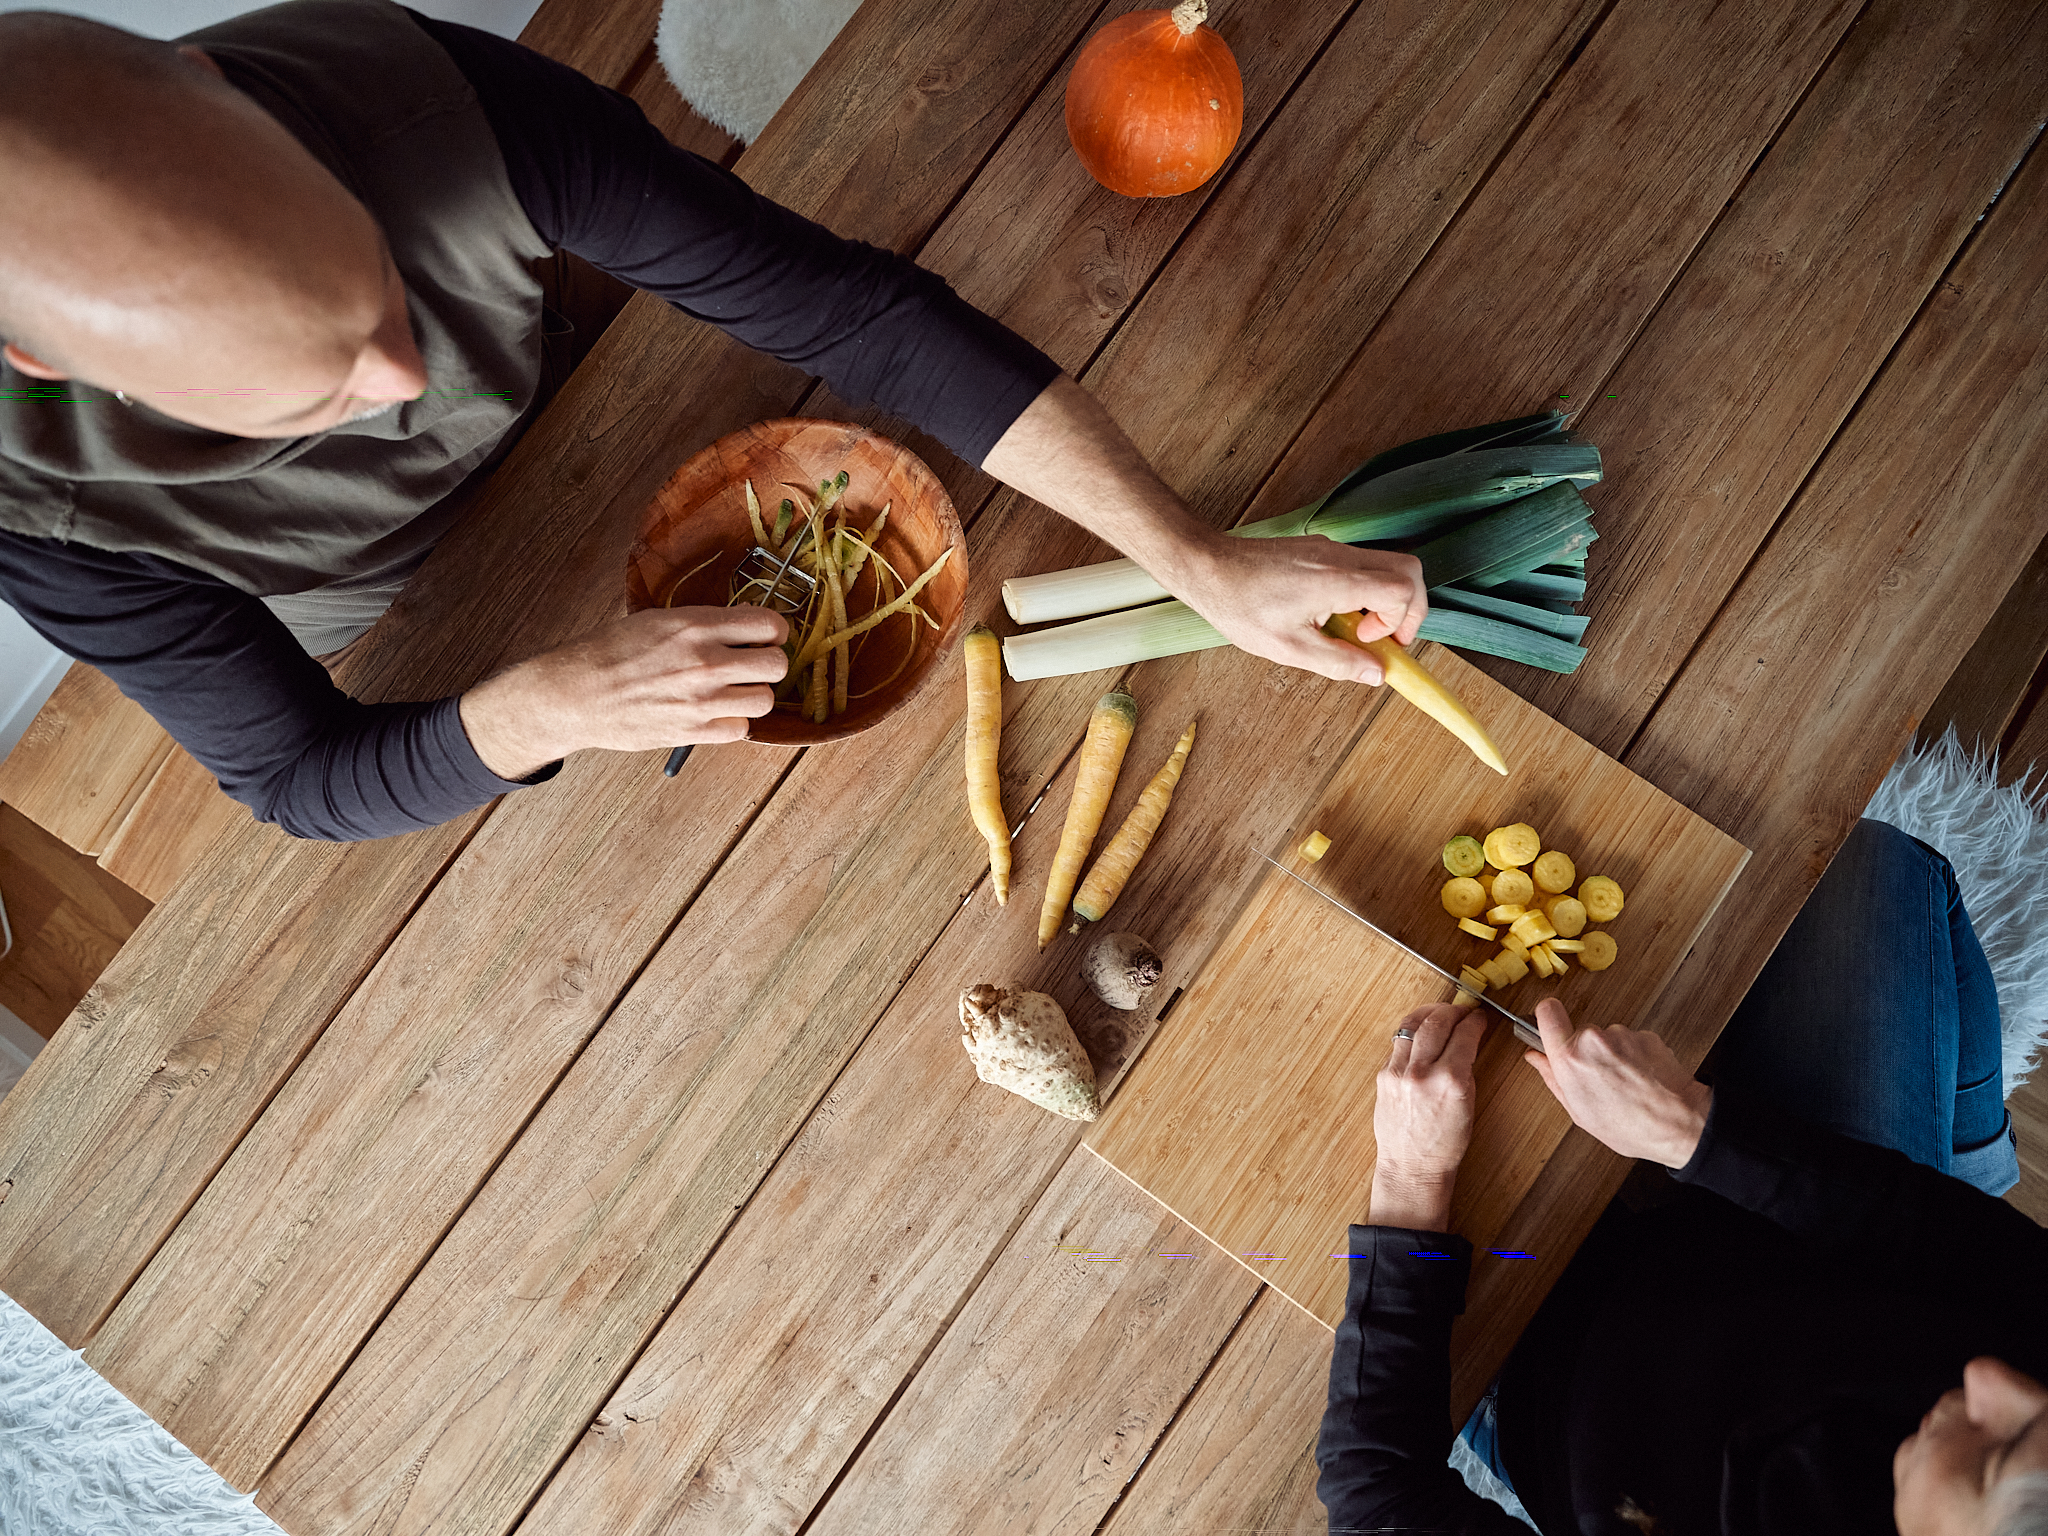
[657,0,863,144]
[1863,724,2048,1100]
[0,1293,283,1536]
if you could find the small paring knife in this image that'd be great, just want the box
[1254,849,1545,1055]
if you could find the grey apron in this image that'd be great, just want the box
[0,0,556,656]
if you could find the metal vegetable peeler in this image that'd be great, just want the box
[663,534,818,777]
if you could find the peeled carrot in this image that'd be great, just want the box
[1071,718,1196,929]
[963,626,1010,904]
[1038,689,1138,950]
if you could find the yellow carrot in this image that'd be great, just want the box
[963,626,1010,903]
[1071,719,1195,928]
[1323,613,1509,775]
[1038,689,1138,950]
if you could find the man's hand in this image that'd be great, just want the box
[459,606,789,780]
[1524,998,1713,1169]
[980,375,1426,684]
[1173,530,1425,684]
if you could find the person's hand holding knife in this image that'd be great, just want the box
[1368,998,1716,1231]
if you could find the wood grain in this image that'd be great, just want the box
[82,739,797,1488]
[0,812,475,1341]
[1917,527,2048,758]
[515,0,659,98]
[1506,0,2048,754]
[0,804,152,1040]
[252,0,1621,1525]
[1224,0,1860,525]
[1093,1282,1336,1536]
[0,0,1072,1361]
[97,748,248,906]
[0,665,171,858]
[914,0,1357,378]
[802,1148,1257,1536]
[1086,643,1747,1330]
[2003,695,2048,792]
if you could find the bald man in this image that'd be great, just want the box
[0,0,1425,841]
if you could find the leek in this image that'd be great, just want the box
[1430,585,1591,643]
[1410,484,1593,589]
[1002,442,1601,624]
[1490,571,1587,604]
[998,410,1606,681]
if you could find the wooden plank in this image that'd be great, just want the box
[96,748,249,906]
[1917,527,2048,757]
[0,0,1093,1361]
[253,2,1615,1527]
[0,810,477,1340]
[801,1148,1257,1536]
[1513,0,2048,755]
[516,0,660,91]
[0,0,701,1336]
[2000,683,2048,790]
[1094,1284,1335,1536]
[1086,644,1748,1330]
[0,665,172,858]
[0,804,152,1040]
[82,740,800,1486]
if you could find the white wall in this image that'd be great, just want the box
[0,0,546,764]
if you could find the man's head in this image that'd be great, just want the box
[1896,1356,2048,1536]
[0,11,425,437]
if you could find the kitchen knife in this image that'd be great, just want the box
[1255,849,1545,1055]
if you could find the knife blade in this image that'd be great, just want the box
[1255,849,1545,1054]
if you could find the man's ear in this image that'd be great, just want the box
[3,342,67,381]
[176,44,225,80]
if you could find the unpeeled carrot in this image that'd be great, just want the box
[963,626,1010,904]
[1038,689,1138,950]
[1070,718,1196,928]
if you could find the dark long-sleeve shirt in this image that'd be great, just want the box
[1318,1082,2047,1534]
[0,9,1060,841]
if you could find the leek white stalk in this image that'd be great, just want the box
[1002,600,1228,680]
[1001,594,1589,680]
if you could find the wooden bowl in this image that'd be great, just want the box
[626,418,966,745]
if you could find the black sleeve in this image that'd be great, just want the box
[1669,1081,2048,1295]
[1315,1224,1536,1533]
[402,8,1062,469]
[0,531,555,842]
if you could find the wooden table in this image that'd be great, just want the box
[1,1,2043,1531]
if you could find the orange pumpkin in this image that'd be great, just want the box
[1064,0,1244,199]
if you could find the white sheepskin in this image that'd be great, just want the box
[656,0,864,144]
[1862,723,2048,1100]
[0,1292,285,1536]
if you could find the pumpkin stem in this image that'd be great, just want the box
[1170,0,1207,35]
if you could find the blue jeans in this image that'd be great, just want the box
[1455,818,2020,1502]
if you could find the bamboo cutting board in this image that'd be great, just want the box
[1083,643,1749,1331]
